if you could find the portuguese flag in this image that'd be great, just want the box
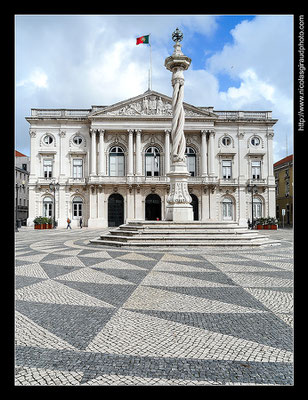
[136,35,150,45]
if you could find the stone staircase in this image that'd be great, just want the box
[90,221,280,247]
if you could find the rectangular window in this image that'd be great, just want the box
[251,161,261,180]
[222,160,232,179]
[73,159,83,178]
[73,203,82,217]
[43,159,52,178]
[187,156,196,177]
[145,155,160,177]
[109,154,125,176]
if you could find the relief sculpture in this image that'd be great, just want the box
[105,95,202,117]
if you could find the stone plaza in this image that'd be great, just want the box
[15,227,293,386]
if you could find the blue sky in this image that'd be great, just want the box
[15,14,293,162]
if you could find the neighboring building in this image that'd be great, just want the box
[274,154,293,226]
[26,89,277,228]
[15,150,30,225]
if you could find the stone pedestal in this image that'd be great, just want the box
[165,162,193,222]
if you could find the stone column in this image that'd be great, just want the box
[59,131,66,183]
[127,186,135,221]
[135,129,142,175]
[97,185,107,227]
[27,130,37,226]
[57,185,67,228]
[164,28,193,222]
[164,129,170,175]
[98,129,105,176]
[88,185,99,227]
[134,186,143,220]
[127,129,134,176]
[266,130,275,179]
[201,130,208,176]
[90,129,97,176]
[29,130,36,180]
[208,130,215,176]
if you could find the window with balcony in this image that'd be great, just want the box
[251,161,261,180]
[222,160,232,179]
[109,146,125,176]
[185,147,196,176]
[43,159,53,178]
[73,159,83,178]
[145,146,160,177]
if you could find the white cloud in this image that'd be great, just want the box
[17,68,48,89]
[218,68,275,108]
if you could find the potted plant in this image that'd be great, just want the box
[33,216,43,229]
[267,217,278,230]
[33,216,53,229]
[263,217,269,229]
[255,218,264,230]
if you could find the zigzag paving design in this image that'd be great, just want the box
[15,228,293,386]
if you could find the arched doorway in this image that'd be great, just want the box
[190,194,199,220]
[145,194,161,221]
[108,193,124,227]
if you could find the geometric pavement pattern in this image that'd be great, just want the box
[15,228,293,386]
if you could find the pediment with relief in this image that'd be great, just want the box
[90,91,216,118]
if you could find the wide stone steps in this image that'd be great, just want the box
[90,220,280,247]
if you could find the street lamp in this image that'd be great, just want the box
[49,181,60,228]
[15,181,25,232]
[247,184,257,229]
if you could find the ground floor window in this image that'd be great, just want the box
[253,197,262,219]
[43,196,53,217]
[73,196,83,218]
[222,197,233,220]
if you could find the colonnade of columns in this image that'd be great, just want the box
[89,128,216,177]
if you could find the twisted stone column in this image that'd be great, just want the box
[171,67,186,162]
[164,29,193,221]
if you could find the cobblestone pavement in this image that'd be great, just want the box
[15,227,293,386]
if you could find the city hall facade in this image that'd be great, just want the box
[26,90,277,228]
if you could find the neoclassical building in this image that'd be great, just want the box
[26,89,277,228]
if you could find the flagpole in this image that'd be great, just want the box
[149,34,152,90]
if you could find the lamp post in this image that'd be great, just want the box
[15,181,25,232]
[247,184,257,229]
[49,181,60,228]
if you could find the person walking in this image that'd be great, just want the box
[66,217,72,229]
[79,217,83,229]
